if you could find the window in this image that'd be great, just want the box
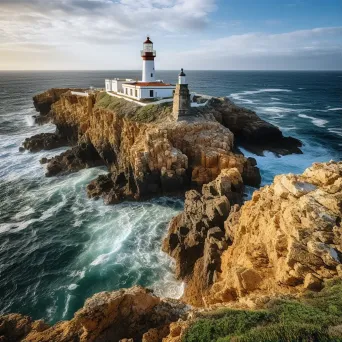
[151,73,153,78]
[135,89,138,98]
[130,89,133,96]
[125,88,128,95]
[150,90,154,97]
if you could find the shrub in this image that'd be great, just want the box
[183,279,342,342]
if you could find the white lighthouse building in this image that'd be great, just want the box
[105,37,175,101]
[141,36,156,82]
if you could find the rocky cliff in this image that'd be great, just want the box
[24,89,302,203]
[26,90,264,202]
[0,286,188,342]
[163,161,342,308]
[208,160,342,304]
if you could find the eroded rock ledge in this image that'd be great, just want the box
[0,286,188,342]
[163,161,342,307]
[22,88,302,202]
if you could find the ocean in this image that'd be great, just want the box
[0,71,341,323]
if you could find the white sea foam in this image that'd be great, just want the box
[69,269,86,279]
[13,206,35,220]
[62,294,71,318]
[327,108,342,111]
[68,284,78,290]
[25,115,36,127]
[230,88,292,104]
[328,128,342,137]
[298,114,328,127]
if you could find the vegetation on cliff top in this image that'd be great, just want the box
[95,92,173,123]
[183,278,342,342]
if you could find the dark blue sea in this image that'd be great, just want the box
[0,71,341,323]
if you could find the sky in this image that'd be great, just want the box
[0,0,341,70]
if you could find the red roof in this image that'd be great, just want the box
[144,37,153,44]
[124,82,174,87]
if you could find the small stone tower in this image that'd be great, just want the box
[173,68,191,118]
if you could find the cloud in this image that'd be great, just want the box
[0,0,216,48]
[0,1,341,70]
[181,27,342,58]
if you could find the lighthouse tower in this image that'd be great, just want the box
[173,68,191,119]
[141,36,156,82]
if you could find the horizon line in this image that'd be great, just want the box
[1,69,341,72]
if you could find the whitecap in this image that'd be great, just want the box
[298,114,328,128]
[69,269,86,279]
[68,284,78,291]
[327,108,342,111]
[62,294,71,318]
[230,88,292,105]
[0,220,34,234]
[25,115,36,127]
[328,128,342,137]
[12,206,35,220]
[90,253,113,266]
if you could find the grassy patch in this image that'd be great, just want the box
[95,92,173,123]
[183,279,342,342]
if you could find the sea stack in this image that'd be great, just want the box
[173,68,191,119]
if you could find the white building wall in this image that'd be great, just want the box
[142,60,155,82]
[111,79,135,93]
[105,79,112,91]
[140,87,174,99]
[179,75,187,84]
[121,85,175,100]
[122,85,140,99]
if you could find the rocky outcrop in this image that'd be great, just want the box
[204,97,302,156]
[19,133,68,152]
[207,161,342,304]
[0,314,49,342]
[30,91,260,203]
[0,286,188,342]
[44,138,104,177]
[163,168,244,306]
[33,88,84,116]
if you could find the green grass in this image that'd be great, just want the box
[183,278,342,342]
[95,92,173,122]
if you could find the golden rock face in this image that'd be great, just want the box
[207,161,342,304]
[47,91,260,202]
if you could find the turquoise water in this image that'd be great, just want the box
[0,71,341,323]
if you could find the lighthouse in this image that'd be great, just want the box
[173,68,191,118]
[141,36,156,82]
[105,37,175,100]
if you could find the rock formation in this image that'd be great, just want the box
[208,161,342,303]
[33,88,84,116]
[162,161,342,307]
[19,133,68,153]
[202,97,303,156]
[27,90,262,203]
[163,168,244,306]
[0,286,188,342]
